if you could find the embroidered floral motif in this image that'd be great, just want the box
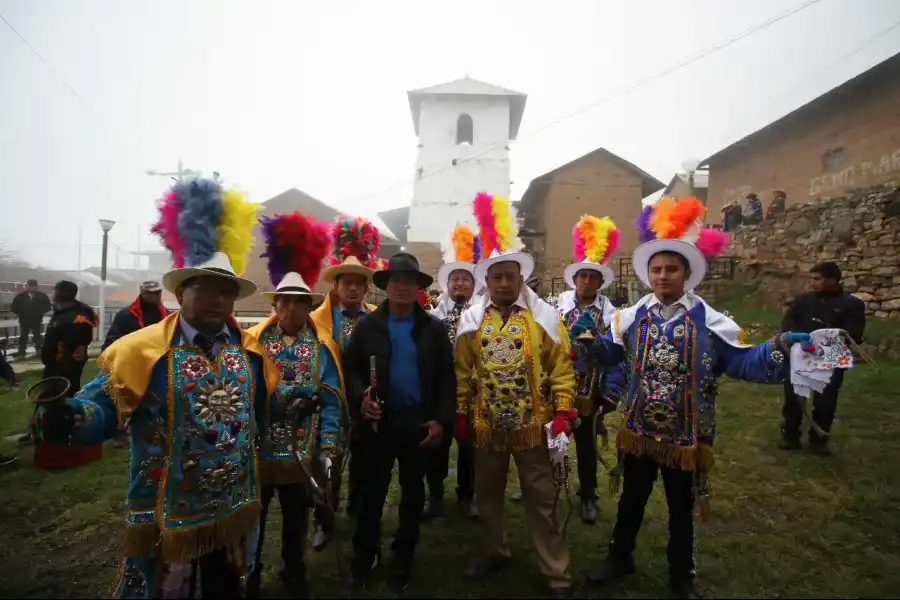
[673,324,686,339]
[180,355,210,379]
[508,324,521,335]
[643,401,679,433]
[770,350,784,365]
[222,353,242,372]
[483,325,495,336]
[264,338,284,356]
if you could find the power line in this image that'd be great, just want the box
[0,10,89,107]
[345,0,828,207]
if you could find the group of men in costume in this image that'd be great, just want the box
[38,176,820,599]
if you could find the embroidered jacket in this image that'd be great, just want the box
[310,291,377,353]
[70,312,281,565]
[556,290,625,415]
[594,293,789,472]
[246,315,343,485]
[455,298,575,452]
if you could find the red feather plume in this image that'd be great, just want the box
[259,212,332,287]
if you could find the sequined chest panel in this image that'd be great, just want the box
[443,305,466,347]
[337,314,359,351]
[260,327,320,461]
[626,310,716,446]
[163,343,257,530]
[475,312,537,432]
[562,304,608,397]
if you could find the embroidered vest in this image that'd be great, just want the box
[560,303,608,398]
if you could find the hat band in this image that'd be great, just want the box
[277,286,313,294]
[202,267,235,276]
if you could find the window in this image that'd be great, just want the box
[456,114,474,145]
[823,148,846,172]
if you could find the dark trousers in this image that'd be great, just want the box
[255,483,308,574]
[573,414,598,500]
[610,454,695,580]
[352,416,427,562]
[782,370,843,445]
[193,547,244,599]
[346,435,364,511]
[18,318,43,354]
[426,433,475,501]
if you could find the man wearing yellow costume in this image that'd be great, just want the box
[246,211,344,599]
[38,177,285,599]
[454,192,577,599]
[309,216,379,542]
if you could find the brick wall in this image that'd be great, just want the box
[525,153,645,292]
[707,62,900,220]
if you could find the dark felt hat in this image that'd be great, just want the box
[373,252,434,291]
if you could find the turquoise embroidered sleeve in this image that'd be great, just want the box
[317,346,341,447]
[72,371,119,445]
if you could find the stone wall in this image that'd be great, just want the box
[728,185,900,317]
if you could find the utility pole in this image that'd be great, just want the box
[146,159,196,183]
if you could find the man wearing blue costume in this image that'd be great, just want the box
[246,211,345,599]
[576,197,811,599]
[40,177,286,600]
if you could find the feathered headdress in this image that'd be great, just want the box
[441,225,481,264]
[472,191,523,256]
[151,177,260,274]
[328,216,382,269]
[572,215,619,265]
[635,196,728,258]
[259,212,331,288]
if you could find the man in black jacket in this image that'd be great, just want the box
[343,253,456,592]
[11,279,52,357]
[42,280,97,397]
[780,262,866,455]
[101,280,168,351]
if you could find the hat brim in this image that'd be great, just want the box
[632,239,706,292]
[372,270,434,291]
[473,252,534,284]
[163,268,258,300]
[438,262,476,293]
[564,262,615,291]
[321,264,375,284]
[261,290,326,304]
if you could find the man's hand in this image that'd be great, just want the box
[570,312,596,341]
[420,420,444,447]
[287,393,320,423]
[360,387,382,421]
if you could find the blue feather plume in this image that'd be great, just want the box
[175,178,225,266]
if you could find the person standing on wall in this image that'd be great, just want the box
[779,262,865,456]
[11,279,52,358]
[343,252,455,592]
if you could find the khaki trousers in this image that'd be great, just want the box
[475,445,572,588]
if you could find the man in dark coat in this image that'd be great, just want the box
[11,279,52,357]
[101,280,168,351]
[41,280,97,397]
[343,253,456,592]
[780,262,866,456]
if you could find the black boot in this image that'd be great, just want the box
[669,576,703,599]
[580,497,598,524]
[424,489,444,519]
[387,553,414,592]
[587,555,636,585]
[349,552,381,590]
[246,564,263,600]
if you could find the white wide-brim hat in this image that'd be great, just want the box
[438,261,480,293]
[473,250,534,284]
[564,258,615,291]
[321,255,375,284]
[163,251,258,300]
[260,271,324,304]
[632,238,707,292]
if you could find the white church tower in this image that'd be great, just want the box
[405,76,527,243]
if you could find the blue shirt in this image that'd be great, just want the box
[387,313,422,407]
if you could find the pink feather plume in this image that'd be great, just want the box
[472,192,498,256]
[696,228,729,258]
[572,223,586,262]
[150,190,186,268]
[600,228,620,264]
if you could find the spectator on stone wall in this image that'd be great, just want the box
[767,190,787,220]
[743,193,763,226]
[721,200,743,232]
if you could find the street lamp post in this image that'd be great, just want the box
[98,219,116,341]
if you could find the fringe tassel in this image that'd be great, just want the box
[159,500,260,563]
[259,459,305,486]
[474,422,543,452]
[698,495,712,522]
[123,522,161,558]
[616,428,715,472]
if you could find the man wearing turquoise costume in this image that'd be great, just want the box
[41,177,284,600]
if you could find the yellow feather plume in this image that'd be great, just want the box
[218,188,261,276]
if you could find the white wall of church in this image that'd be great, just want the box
[407,95,513,243]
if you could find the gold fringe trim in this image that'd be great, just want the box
[122,522,161,558]
[474,422,543,452]
[698,495,712,523]
[98,357,138,429]
[259,459,305,486]
[616,428,715,472]
[159,499,260,563]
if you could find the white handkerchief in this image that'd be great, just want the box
[544,422,569,466]
[789,328,855,398]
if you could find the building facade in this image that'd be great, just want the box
[702,53,900,217]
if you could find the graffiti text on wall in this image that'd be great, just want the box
[809,148,900,196]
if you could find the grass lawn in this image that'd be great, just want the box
[1,320,899,598]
